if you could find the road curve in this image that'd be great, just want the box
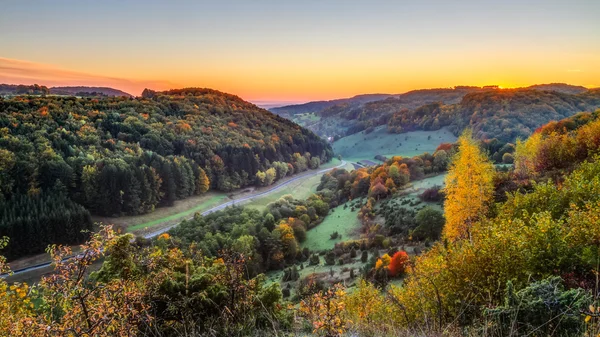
[3,160,346,278]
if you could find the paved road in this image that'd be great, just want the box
[2,160,346,278]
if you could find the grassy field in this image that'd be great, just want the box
[333,126,457,163]
[242,159,353,211]
[92,192,230,234]
[301,204,363,252]
[127,194,229,232]
[291,112,321,126]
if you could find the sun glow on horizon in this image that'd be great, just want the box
[0,1,598,102]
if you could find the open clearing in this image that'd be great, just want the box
[333,126,457,163]
[291,112,321,127]
[301,204,362,252]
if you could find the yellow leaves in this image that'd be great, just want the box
[299,284,348,336]
[375,253,391,270]
[443,129,495,242]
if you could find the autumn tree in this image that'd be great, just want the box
[388,251,409,277]
[513,132,542,179]
[443,129,495,241]
[196,167,210,193]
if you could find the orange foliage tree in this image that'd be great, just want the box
[388,251,409,277]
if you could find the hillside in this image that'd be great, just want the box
[526,82,588,94]
[315,87,600,144]
[386,88,600,142]
[311,86,489,139]
[0,84,49,95]
[270,93,393,116]
[49,86,133,97]
[0,87,332,259]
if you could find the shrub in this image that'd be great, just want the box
[388,251,409,277]
[485,277,591,336]
[419,185,444,202]
[361,250,368,263]
[325,251,336,266]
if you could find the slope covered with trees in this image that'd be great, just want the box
[0,88,332,259]
[302,85,600,145]
[5,112,600,335]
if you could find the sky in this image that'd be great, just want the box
[0,0,599,105]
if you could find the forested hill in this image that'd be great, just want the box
[387,88,600,142]
[311,86,600,143]
[269,93,393,116]
[0,84,50,95]
[49,86,133,97]
[0,87,333,259]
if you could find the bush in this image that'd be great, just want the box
[309,254,320,266]
[419,185,444,202]
[325,251,336,266]
[412,207,445,241]
[485,277,591,336]
[388,251,409,277]
[361,250,368,263]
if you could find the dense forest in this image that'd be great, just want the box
[0,88,332,259]
[4,110,600,335]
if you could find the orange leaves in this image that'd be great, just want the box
[388,251,409,277]
[38,106,49,117]
[175,121,192,133]
[375,253,391,270]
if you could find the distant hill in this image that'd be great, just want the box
[270,93,393,116]
[0,83,49,95]
[526,83,588,95]
[49,86,133,97]
[310,86,489,139]
[297,84,597,142]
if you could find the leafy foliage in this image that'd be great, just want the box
[0,88,331,259]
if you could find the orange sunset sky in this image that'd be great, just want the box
[1,1,599,105]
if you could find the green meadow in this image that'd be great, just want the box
[333,126,457,163]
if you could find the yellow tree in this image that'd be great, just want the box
[443,130,495,241]
[197,167,210,193]
[513,132,541,179]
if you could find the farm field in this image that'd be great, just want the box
[333,126,457,163]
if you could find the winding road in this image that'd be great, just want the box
[2,160,347,279]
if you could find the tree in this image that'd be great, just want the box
[388,251,409,277]
[255,170,266,185]
[413,207,445,241]
[196,167,210,193]
[443,130,495,241]
[264,167,276,185]
[514,133,542,179]
[369,182,388,200]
